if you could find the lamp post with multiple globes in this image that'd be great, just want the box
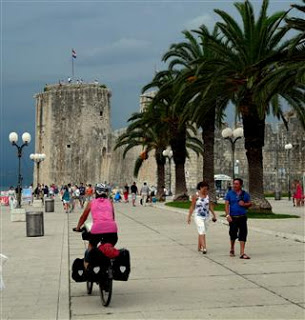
[29,153,46,189]
[221,127,244,180]
[8,132,31,208]
[162,148,173,196]
[284,143,293,201]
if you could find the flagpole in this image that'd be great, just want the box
[72,49,74,79]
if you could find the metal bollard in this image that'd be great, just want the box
[45,198,55,212]
[26,211,44,237]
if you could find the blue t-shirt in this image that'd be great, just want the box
[225,190,250,216]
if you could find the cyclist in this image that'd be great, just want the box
[74,183,118,268]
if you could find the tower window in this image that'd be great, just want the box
[67,145,71,148]
[100,111,103,116]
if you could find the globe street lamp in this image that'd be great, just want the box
[284,143,293,201]
[222,127,244,180]
[30,153,46,189]
[162,148,173,196]
[9,132,31,208]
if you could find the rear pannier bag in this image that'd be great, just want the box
[71,258,87,282]
[113,249,130,281]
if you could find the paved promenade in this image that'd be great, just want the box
[1,198,304,319]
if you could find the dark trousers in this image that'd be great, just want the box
[229,216,248,242]
[89,232,118,247]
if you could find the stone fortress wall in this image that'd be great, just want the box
[34,84,305,194]
[34,83,112,186]
[108,98,305,194]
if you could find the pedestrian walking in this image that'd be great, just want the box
[73,185,81,209]
[130,182,138,207]
[68,184,75,212]
[85,184,94,203]
[79,183,86,208]
[187,181,217,254]
[8,186,16,210]
[49,184,55,199]
[294,180,303,207]
[140,182,150,207]
[62,186,71,213]
[225,178,252,259]
[123,183,129,203]
[43,185,49,203]
[33,184,42,200]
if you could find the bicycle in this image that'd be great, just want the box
[85,251,114,307]
[72,228,130,307]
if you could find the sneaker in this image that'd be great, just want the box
[203,249,207,254]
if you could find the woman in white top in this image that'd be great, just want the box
[187,181,217,254]
[8,186,16,210]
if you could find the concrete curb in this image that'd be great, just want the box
[57,212,70,320]
[153,203,305,243]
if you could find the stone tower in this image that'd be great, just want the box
[34,83,111,186]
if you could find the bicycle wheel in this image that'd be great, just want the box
[99,277,113,307]
[86,281,93,294]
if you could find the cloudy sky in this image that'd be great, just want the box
[1,0,298,187]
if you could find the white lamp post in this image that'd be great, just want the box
[30,153,46,189]
[234,159,240,176]
[9,132,31,208]
[221,127,243,180]
[284,143,293,201]
[162,148,173,196]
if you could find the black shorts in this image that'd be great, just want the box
[229,216,248,242]
[88,232,118,247]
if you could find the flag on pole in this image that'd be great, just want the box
[72,49,77,59]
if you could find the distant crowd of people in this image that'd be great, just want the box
[113,182,162,207]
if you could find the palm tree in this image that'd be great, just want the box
[179,0,305,211]
[114,111,168,199]
[256,1,305,123]
[162,27,227,203]
[142,70,204,200]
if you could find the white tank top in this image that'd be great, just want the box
[194,195,209,218]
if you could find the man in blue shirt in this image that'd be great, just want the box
[225,178,252,259]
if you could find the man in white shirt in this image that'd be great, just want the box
[140,182,150,207]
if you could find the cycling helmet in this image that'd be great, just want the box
[95,183,108,195]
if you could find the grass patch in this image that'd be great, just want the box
[264,192,289,198]
[220,213,299,219]
[165,201,299,219]
[165,201,225,211]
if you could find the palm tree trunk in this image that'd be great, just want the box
[242,106,272,212]
[155,149,166,199]
[201,108,216,203]
[170,130,188,201]
[174,161,188,199]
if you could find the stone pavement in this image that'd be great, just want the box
[0,200,69,320]
[1,198,304,319]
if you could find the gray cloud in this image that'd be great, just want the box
[184,14,215,30]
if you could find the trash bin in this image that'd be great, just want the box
[45,198,55,212]
[275,191,281,200]
[26,211,44,237]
